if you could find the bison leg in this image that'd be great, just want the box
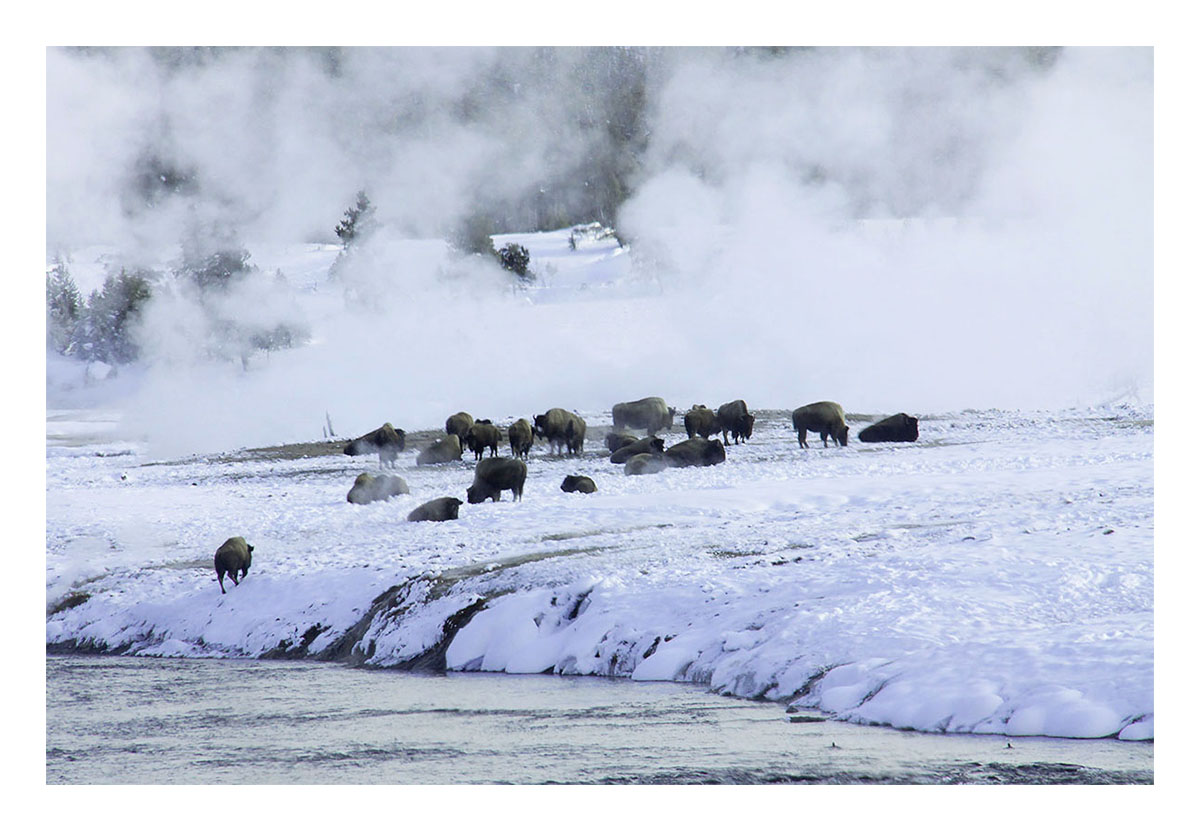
[217,571,226,593]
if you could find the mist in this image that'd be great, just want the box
[45,46,1153,456]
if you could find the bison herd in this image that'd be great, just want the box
[217,397,918,591]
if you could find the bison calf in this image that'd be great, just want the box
[214,536,253,594]
[407,497,463,522]
[467,457,528,503]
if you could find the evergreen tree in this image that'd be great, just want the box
[46,261,83,353]
[335,191,377,246]
[74,269,153,364]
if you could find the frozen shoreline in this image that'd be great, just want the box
[46,404,1154,742]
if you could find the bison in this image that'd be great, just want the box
[445,411,474,443]
[346,472,410,505]
[858,413,919,443]
[407,496,463,522]
[605,432,639,453]
[664,437,726,468]
[716,400,755,446]
[466,420,502,460]
[624,453,668,476]
[534,408,587,456]
[611,397,675,436]
[417,434,463,466]
[683,405,717,440]
[609,436,665,464]
[214,536,253,594]
[343,422,406,468]
[561,474,597,494]
[466,457,528,503]
[791,401,849,448]
[508,418,534,459]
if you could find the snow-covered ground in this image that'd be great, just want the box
[46,400,1153,742]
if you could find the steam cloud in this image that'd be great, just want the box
[46,47,1153,456]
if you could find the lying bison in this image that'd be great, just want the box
[561,474,597,494]
[612,396,675,436]
[467,457,528,503]
[417,434,463,465]
[214,536,253,594]
[665,437,726,467]
[407,496,462,522]
[445,411,474,443]
[624,453,668,476]
[343,422,406,468]
[534,408,587,456]
[684,405,717,440]
[610,436,665,464]
[859,413,919,443]
[605,432,639,453]
[346,472,410,505]
[716,400,755,446]
[791,401,849,448]
[466,419,502,460]
[508,418,534,459]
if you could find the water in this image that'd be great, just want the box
[46,655,1152,784]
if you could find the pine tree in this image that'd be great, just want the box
[335,191,377,246]
[46,261,83,353]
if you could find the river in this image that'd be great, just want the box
[46,655,1152,785]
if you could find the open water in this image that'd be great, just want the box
[46,655,1152,785]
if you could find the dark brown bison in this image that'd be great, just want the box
[792,401,849,448]
[508,418,534,459]
[858,413,919,443]
[346,472,410,505]
[624,453,668,476]
[466,420,502,460]
[343,422,406,468]
[716,400,755,446]
[611,397,675,436]
[466,457,528,503]
[683,405,717,440]
[609,436,665,464]
[605,432,639,453]
[561,475,597,494]
[664,437,727,467]
[214,536,253,594]
[534,408,587,456]
[445,412,474,443]
[407,497,463,522]
[417,434,463,465]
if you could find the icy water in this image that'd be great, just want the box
[46,655,1152,785]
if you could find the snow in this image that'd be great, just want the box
[46,388,1153,741]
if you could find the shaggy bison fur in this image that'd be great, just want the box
[407,496,463,522]
[561,474,597,494]
[417,434,463,466]
[508,418,534,459]
[611,396,675,436]
[624,453,668,476]
[346,472,410,505]
[791,401,849,448]
[214,536,253,594]
[534,408,587,456]
[664,437,727,468]
[343,422,406,468]
[716,400,755,446]
[609,436,665,464]
[445,412,474,443]
[466,420,502,460]
[684,405,717,440]
[858,413,919,443]
[466,457,528,503]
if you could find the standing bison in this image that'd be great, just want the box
[417,434,463,465]
[407,497,463,522]
[665,437,727,467]
[508,418,534,459]
[534,408,587,456]
[791,401,849,448]
[346,472,410,505]
[466,457,528,503]
[466,420,502,460]
[343,422,406,468]
[611,397,675,436]
[445,412,474,443]
[214,536,253,594]
[859,413,919,443]
[716,400,755,446]
[683,405,717,440]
